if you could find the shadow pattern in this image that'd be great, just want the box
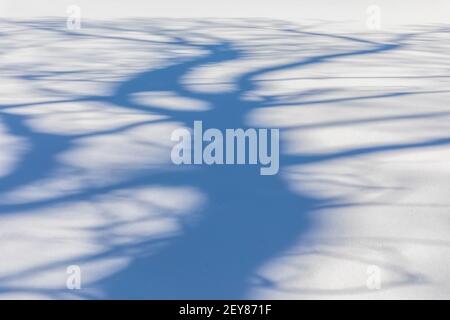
[0,19,449,299]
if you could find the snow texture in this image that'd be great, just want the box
[0,1,450,299]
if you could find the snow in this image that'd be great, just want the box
[0,2,449,299]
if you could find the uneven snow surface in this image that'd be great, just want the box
[0,18,449,299]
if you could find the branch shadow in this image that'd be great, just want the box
[0,18,449,299]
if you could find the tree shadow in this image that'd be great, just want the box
[0,19,449,299]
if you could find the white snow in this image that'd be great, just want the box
[0,2,449,299]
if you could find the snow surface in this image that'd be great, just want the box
[0,2,450,299]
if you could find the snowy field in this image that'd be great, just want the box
[1,1,450,300]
